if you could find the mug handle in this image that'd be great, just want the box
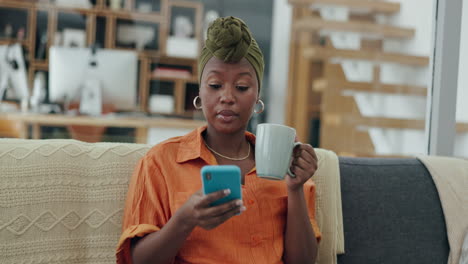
[287,142,302,178]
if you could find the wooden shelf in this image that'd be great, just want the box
[289,0,400,15]
[0,112,206,129]
[30,61,49,70]
[323,114,468,133]
[294,17,415,39]
[313,78,428,96]
[1,1,163,23]
[0,112,206,143]
[0,0,33,9]
[108,10,163,23]
[150,76,198,83]
[0,39,29,47]
[0,0,204,124]
[304,46,430,66]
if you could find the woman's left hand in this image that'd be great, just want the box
[286,143,318,192]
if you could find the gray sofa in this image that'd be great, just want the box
[338,157,449,264]
[0,139,449,263]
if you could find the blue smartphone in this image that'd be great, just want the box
[201,165,242,206]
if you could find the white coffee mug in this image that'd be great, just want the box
[255,123,301,180]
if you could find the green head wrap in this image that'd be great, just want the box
[198,16,265,91]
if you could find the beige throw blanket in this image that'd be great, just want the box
[0,139,150,264]
[314,149,345,264]
[417,156,468,264]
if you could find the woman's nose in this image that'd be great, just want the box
[220,86,235,103]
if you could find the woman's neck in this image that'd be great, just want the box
[203,126,250,158]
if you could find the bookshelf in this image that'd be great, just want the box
[0,0,204,117]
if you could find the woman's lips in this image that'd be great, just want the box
[217,110,238,122]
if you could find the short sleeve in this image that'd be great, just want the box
[304,180,322,243]
[116,154,172,264]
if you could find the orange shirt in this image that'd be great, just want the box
[116,126,321,264]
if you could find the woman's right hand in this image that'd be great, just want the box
[177,189,245,231]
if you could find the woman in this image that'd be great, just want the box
[117,16,321,264]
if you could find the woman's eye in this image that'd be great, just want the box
[236,86,249,91]
[209,84,222,89]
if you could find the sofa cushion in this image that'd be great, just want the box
[338,157,449,264]
[0,139,150,264]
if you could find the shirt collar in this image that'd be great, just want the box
[176,125,256,164]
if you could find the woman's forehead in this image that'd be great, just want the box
[203,57,255,76]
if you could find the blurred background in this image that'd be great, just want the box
[0,0,465,158]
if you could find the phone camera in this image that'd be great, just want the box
[205,173,212,181]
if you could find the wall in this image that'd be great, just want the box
[266,0,291,125]
[455,1,467,157]
[457,1,467,123]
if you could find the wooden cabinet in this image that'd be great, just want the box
[0,0,203,116]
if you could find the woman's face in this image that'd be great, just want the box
[199,57,259,134]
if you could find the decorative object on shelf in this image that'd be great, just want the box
[16,27,25,41]
[36,33,48,59]
[166,16,198,58]
[4,24,13,38]
[54,31,63,46]
[62,29,86,47]
[174,16,193,38]
[110,0,122,10]
[137,2,153,13]
[166,37,198,58]
[117,24,155,50]
[149,94,174,114]
[30,71,47,112]
[55,0,92,9]
[0,44,29,102]
[203,10,219,40]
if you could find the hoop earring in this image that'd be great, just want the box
[193,96,202,110]
[254,99,264,114]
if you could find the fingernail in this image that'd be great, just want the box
[240,206,246,212]
[236,200,243,206]
[224,189,231,195]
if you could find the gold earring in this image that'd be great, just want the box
[254,99,264,114]
[193,96,202,110]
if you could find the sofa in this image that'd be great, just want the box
[0,139,449,264]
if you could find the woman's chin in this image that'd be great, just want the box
[210,121,245,134]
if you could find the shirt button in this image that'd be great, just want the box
[247,199,255,205]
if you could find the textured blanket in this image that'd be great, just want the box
[0,139,150,264]
[418,156,468,264]
[314,149,345,264]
